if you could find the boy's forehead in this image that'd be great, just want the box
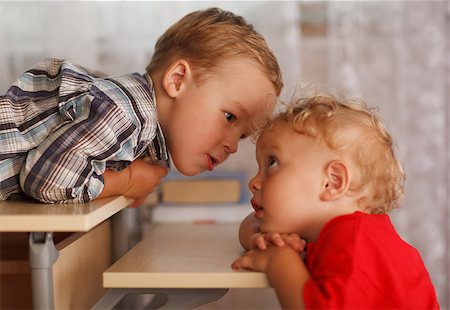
[248,94,277,115]
[257,126,279,149]
[257,122,303,147]
[250,104,274,121]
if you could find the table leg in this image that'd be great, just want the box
[29,232,59,309]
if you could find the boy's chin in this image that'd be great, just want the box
[173,162,203,176]
[178,170,198,176]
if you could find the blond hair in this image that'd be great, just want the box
[146,7,283,95]
[265,95,405,214]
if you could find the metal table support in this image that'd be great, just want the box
[29,232,59,309]
[92,288,228,310]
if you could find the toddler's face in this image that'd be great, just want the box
[164,58,276,176]
[248,122,332,242]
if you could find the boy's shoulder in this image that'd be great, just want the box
[308,211,425,277]
[315,212,383,241]
[307,212,395,272]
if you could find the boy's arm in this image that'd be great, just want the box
[266,246,309,309]
[96,167,131,199]
[239,213,260,249]
[19,95,165,203]
[97,158,168,200]
[232,246,309,309]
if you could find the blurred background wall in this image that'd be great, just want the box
[0,1,448,308]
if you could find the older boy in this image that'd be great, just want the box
[0,8,282,203]
[232,95,439,309]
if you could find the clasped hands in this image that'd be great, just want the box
[231,232,306,272]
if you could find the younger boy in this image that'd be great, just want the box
[232,95,439,309]
[0,8,282,203]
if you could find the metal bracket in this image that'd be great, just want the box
[29,232,59,309]
[92,288,228,310]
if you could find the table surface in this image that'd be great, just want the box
[0,196,132,232]
[103,223,270,289]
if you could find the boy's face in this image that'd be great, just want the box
[164,58,276,176]
[248,122,333,242]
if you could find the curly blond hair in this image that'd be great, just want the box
[261,95,405,214]
[146,7,283,95]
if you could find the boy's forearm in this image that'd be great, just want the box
[266,248,309,309]
[96,168,130,199]
[96,159,168,201]
[239,213,260,249]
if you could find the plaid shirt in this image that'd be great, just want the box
[0,59,168,203]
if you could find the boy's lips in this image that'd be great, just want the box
[206,154,217,171]
[251,198,264,219]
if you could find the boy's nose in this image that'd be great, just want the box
[248,175,261,194]
[224,138,238,154]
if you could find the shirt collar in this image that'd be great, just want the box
[147,123,169,166]
[144,72,170,167]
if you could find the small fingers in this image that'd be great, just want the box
[128,197,146,208]
[231,252,254,270]
[152,164,168,177]
[282,233,307,252]
[255,235,268,250]
[158,166,169,177]
[265,232,285,247]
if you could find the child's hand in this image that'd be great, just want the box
[232,247,273,272]
[127,197,146,209]
[251,232,306,252]
[232,245,299,272]
[123,158,168,199]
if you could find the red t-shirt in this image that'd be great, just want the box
[303,212,439,309]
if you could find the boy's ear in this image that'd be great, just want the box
[162,59,192,98]
[320,160,350,201]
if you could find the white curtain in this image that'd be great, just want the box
[326,1,449,307]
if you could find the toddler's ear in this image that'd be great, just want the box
[320,160,350,201]
[162,59,191,98]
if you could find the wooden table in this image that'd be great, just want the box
[0,196,131,232]
[95,223,270,309]
[0,196,132,309]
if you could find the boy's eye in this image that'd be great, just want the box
[240,133,249,140]
[224,112,237,123]
[268,156,278,168]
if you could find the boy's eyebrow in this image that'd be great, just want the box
[258,139,279,153]
[266,144,280,153]
[233,100,253,139]
[232,100,250,117]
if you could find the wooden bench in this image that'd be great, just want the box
[95,222,270,309]
[0,196,132,309]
